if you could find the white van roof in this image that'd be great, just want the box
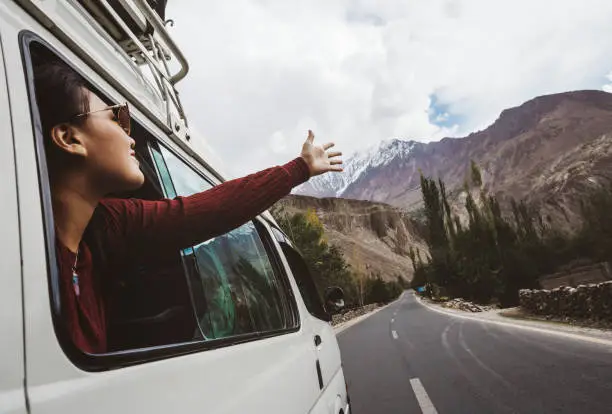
[15,0,230,180]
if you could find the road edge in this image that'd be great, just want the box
[413,292,612,347]
[334,292,405,335]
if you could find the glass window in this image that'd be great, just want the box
[159,145,212,196]
[280,245,328,321]
[190,223,290,339]
[150,144,179,198]
[154,144,296,340]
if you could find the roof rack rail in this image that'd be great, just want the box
[78,0,189,85]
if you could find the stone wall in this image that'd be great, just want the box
[331,304,380,326]
[519,281,612,321]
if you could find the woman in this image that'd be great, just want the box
[33,59,343,354]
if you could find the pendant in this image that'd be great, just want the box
[72,271,80,297]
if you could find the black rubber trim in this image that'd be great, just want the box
[316,359,324,390]
[254,220,302,329]
[19,32,62,316]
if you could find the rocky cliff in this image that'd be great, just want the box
[271,194,428,282]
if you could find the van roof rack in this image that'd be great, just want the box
[77,0,189,128]
[17,0,190,135]
[77,0,187,83]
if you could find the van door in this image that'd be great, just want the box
[310,309,343,392]
[0,20,28,414]
[276,243,344,393]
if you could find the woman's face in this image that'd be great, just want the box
[77,90,145,194]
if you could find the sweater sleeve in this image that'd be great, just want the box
[98,157,310,257]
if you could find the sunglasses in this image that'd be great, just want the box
[73,102,131,135]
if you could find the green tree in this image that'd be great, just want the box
[274,209,359,306]
[416,161,549,305]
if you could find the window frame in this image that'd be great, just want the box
[267,222,331,322]
[150,140,302,334]
[254,219,302,328]
[20,32,300,372]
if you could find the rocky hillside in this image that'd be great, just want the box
[270,194,428,282]
[296,90,612,229]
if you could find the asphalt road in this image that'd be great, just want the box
[337,292,612,414]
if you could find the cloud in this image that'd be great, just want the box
[167,0,612,177]
[604,72,612,93]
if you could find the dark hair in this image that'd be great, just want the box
[31,45,90,170]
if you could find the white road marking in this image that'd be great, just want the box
[391,318,395,323]
[457,322,512,388]
[392,330,398,339]
[441,323,453,352]
[410,378,438,414]
[335,296,402,335]
[439,322,517,412]
[335,291,407,335]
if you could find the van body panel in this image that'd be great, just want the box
[309,367,349,414]
[264,225,349,414]
[24,332,321,414]
[311,318,343,389]
[0,12,27,414]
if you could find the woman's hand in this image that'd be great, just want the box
[300,130,343,178]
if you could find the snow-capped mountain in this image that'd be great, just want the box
[293,90,612,229]
[294,138,420,198]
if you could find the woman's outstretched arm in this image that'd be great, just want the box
[97,131,343,257]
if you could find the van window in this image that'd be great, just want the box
[267,224,328,319]
[151,144,297,339]
[158,145,212,196]
[24,39,298,368]
[281,244,329,321]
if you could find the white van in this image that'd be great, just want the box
[0,1,350,413]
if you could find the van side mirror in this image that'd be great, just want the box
[324,286,345,313]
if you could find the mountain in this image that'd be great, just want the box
[295,90,612,228]
[294,139,421,199]
[270,194,428,282]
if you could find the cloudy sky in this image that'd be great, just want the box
[167,0,612,177]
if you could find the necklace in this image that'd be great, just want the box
[72,249,80,297]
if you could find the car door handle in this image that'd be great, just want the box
[314,335,322,346]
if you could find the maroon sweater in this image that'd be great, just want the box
[55,157,310,354]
